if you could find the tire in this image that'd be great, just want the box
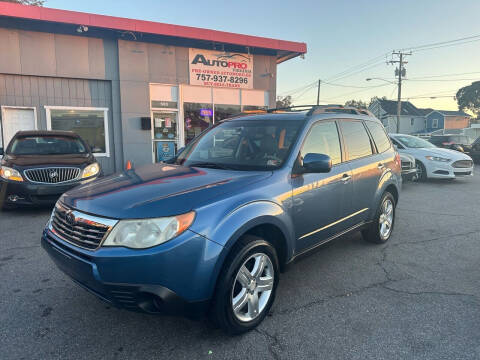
[415,161,427,182]
[209,235,279,335]
[362,192,396,244]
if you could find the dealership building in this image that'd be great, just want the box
[0,3,306,173]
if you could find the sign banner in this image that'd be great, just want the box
[189,49,253,89]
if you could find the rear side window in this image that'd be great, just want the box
[365,121,391,153]
[339,120,373,161]
[300,121,342,165]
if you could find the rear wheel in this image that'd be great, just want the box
[362,192,396,244]
[210,235,279,335]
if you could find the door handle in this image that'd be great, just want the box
[341,173,351,182]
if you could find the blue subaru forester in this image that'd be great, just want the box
[42,105,401,334]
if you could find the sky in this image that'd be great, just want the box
[45,0,480,111]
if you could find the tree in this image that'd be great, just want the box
[344,99,367,109]
[456,81,480,117]
[368,96,387,107]
[276,95,292,109]
[1,0,45,5]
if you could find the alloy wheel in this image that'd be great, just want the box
[415,162,423,180]
[378,199,394,240]
[231,253,274,322]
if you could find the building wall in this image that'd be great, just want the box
[0,74,115,174]
[0,27,278,171]
[425,112,445,132]
[116,39,277,167]
[0,28,120,173]
[381,115,425,134]
[444,116,470,130]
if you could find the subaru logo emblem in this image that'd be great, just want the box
[65,211,76,226]
[49,171,58,179]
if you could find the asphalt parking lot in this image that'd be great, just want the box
[1,169,479,360]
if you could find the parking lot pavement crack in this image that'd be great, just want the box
[254,328,284,360]
[274,279,395,316]
[379,284,480,304]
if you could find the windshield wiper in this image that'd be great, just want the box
[189,162,236,170]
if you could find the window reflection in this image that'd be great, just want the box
[50,109,106,154]
[184,102,213,144]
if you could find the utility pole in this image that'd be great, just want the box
[316,79,321,105]
[388,51,411,133]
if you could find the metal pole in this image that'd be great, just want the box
[396,53,403,133]
[316,79,321,105]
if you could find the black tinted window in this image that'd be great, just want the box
[300,121,342,165]
[365,121,391,153]
[339,120,373,161]
[9,136,87,155]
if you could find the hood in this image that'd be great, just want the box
[61,163,272,219]
[2,153,94,167]
[401,147,472,161]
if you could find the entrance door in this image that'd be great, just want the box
[152,111,178,162]
[1,107,36,150]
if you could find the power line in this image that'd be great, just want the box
[408,71,480,80]
[405,78,479,82]
[399,33,480,52]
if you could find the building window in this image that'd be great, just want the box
[45,106,110,156]
[410,118,415,126]
[432,119,439,128]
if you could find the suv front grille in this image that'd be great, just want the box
[401,161,413,170]
[452,160,473,168]
[50,203,118,250]
[24,167,81,184]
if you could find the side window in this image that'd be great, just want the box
[365,121,391,153]
[300,121,342,165]
[391,138,404,149]
[339,120,373,161]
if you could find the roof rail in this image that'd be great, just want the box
[229,105,375,119]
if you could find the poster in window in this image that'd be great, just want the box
[156,141,176,162]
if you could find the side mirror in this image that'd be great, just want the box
[302,153,332,173]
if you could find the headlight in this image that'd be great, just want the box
[102,211,195,249]
[81,162,100,178]
[0,166,24,181]
[425,156,450,163]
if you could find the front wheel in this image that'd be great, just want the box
[415,161,427,181]
[362,192,396,244]
[210,235,279,334]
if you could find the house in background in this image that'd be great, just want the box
[368,99,426,134]
[425,110,471,133]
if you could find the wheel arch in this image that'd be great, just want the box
[204,201,294,300]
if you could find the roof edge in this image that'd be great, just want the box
[0,2,307,58]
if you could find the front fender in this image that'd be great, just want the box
[191,200,295,299]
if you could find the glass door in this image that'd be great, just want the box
[152,111,178,162]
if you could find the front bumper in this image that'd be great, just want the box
[0,177,97,206]
[401,168,417,181]
[41,227,224,317]
[425,162,474,179]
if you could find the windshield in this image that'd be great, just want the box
[175,119,303,170]
[395,135,437,149]
[9,136,88,155]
